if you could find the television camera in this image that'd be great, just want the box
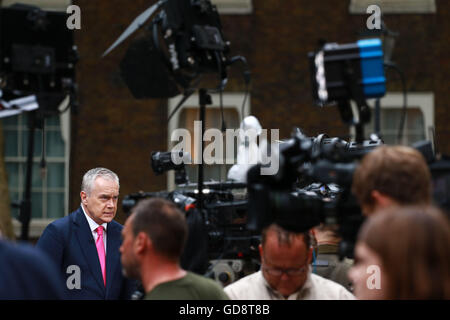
[123,150,260,286]
[247,128,383,259]
[243,38,388,259]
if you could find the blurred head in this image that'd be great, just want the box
[349,205,450,299]
[347,242,386,300]
[80,168,120,225]
[259,224,312,298]
[352,145,432,216]
[120,198,188,279]
[120,215,140,279]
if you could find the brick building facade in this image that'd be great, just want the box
[70,0,449,224]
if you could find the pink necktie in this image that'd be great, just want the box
[96,226,106,286]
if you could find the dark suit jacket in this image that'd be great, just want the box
[0,239,65,299]
[36,207,135,300]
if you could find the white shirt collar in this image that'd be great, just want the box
[260,267,313,300]
[81,204,108,233]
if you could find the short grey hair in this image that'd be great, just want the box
[81,167,120,195]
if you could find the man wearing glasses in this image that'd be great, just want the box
[224,224,354,300]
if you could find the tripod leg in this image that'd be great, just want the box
[19,111,36,241]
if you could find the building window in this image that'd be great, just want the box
[1,0,71,11]
[211,0,253,14]
[349,0,436,14]
[168,92,250,190]
[351,92,434,145]
[2,108,70,237]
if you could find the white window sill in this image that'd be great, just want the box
[12,218,55,239]
[349,0,436,14]
[212,0,253,15]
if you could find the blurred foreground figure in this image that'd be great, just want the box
[120,198,229,300]
[352,145,432,216]
[0,239,65,299]
[349,205,450,299]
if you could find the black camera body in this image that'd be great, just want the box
[246,128,382,259]
[122,180,260,286]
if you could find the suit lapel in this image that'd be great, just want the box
[73,208,106,293]
[105,222,121,297]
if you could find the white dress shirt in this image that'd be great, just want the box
[81,205,107,254]
[224,269,355,300]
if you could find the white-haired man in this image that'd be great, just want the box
[37,168,136,299]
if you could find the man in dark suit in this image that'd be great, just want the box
[0,238,65,299]
[37,167,135,299]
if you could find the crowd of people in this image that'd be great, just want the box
[0,145,449,300]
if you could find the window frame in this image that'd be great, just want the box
[8,105,71,238]
[349,0,437,14]
[1,0,71,11]
[167,92,250,191]
[350,92,434,144]
[211,0,253,15]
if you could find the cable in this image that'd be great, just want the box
[40,118,47,179]
[312,249,317,274]
[214,51,227,133]
[167,77,203,123]
[167,88,196,122]
[227,56,251,122]
[220,85,226,132]
[311,228,317,274]
[241,79,250,122]
[384,62,407,144]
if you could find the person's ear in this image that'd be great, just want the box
[135,232,149,255]
[258,244,264,263]
[80,191,88,205]
[371,190,395,211]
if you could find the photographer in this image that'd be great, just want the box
[224,223,354,300]
[119,198,229,300]
[352,145,432,216]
